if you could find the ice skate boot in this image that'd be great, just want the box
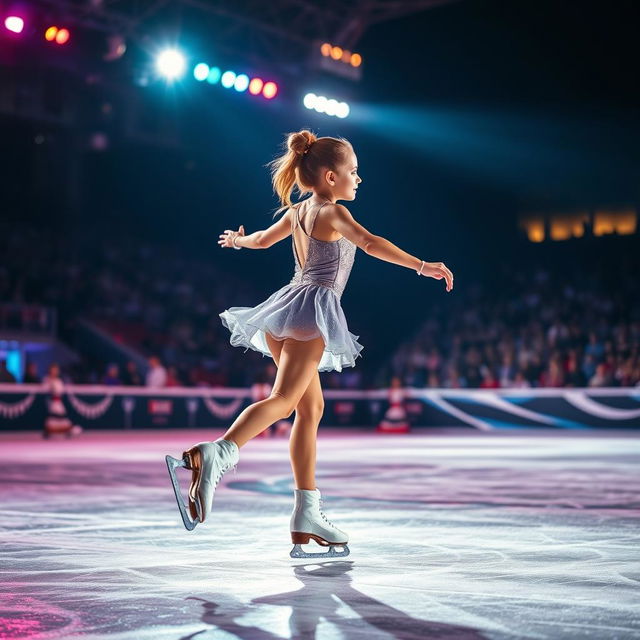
[290,488,350,558]
[166,437,239,531]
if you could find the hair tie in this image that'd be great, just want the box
[303,141,314,155]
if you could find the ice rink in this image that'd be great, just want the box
[1,428,639,639]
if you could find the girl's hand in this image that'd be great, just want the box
[219,225,245,249]
[419,261,454,292]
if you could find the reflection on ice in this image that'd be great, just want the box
[0,429,638,639]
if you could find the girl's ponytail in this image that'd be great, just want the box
[267,130,317,215]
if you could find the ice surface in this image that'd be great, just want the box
[0,428,639,639]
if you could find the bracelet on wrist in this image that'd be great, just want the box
[416,260,425,276]
[232,235,242,250]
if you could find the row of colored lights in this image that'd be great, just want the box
[1,27,349,116]
[4,15,70,43]
[303,93,349,119]
[157,50,350,116]
[193,63,278,99]
[319,42,362,67]
[154,50,278,99]
[45,26,70,44]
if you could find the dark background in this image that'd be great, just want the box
[2,0,638,370]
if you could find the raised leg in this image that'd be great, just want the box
[222,334,326,448]
[166,333,326,530]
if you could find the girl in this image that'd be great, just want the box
[166,129,454,557]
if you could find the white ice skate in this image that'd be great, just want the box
[290,488,350,558]
[165,438,239,531]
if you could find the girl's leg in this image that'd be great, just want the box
[265,333,323,490]
[222,334,325,448]
[288,371,323,490]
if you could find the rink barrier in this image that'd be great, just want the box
[1,384,639,430]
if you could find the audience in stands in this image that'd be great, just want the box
[3,222,639,389]
[384,261,639,389]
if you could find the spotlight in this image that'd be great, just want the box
[335,102,350,118]
[45,26,70,44]
[207,66,221,84]
[314,41,363,80]
[325,98,338,116]
[221,70,236,88]
[314,96,327,113]
[4,16,24,33]
[56,28,70,44]
[262,81,278,99]
[234,73,249,92]
[193,62,209,81]
[302,92,350,118]
[248,78,263,95]
[156,49,186,80]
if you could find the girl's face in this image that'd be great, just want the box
[331,150,362,201]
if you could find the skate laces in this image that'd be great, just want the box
[216,463,235,482]
[213,448,238,486]
[319,498,337,529]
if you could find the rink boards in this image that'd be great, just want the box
[1,384,639,430]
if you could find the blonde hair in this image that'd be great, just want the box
[267,129,352,217]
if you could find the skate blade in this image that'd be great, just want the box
[290,543,350,559]
[165,455,200,531]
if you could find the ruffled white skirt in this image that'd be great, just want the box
[219,283,363,372]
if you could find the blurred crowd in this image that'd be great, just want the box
[383,259,640,388]
[1,222,279,387]
[1,221,639,389]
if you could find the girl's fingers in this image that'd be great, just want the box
[438,268,453,290]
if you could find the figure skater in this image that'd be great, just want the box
[42,363,83,439]
[166,129,454,558]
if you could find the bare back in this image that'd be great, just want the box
[291,199,344,270]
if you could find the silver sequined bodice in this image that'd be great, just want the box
[290,236,356,300]
[288,202,356,300]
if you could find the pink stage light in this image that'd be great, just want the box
[262,81,278,99]
[55,28,70,44]
[4,16,24,33]
[248,78,263,95]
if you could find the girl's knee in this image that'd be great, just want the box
[295,402,324,422]
[269,390,296,418]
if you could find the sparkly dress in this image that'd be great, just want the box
[219,200,364,372]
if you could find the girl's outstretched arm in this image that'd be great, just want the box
[325,203,454,292]
[219,209,293,250]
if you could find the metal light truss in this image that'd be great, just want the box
[27,0,460,73]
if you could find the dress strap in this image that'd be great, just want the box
[296,200,331,239]
[290,203,300,234]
